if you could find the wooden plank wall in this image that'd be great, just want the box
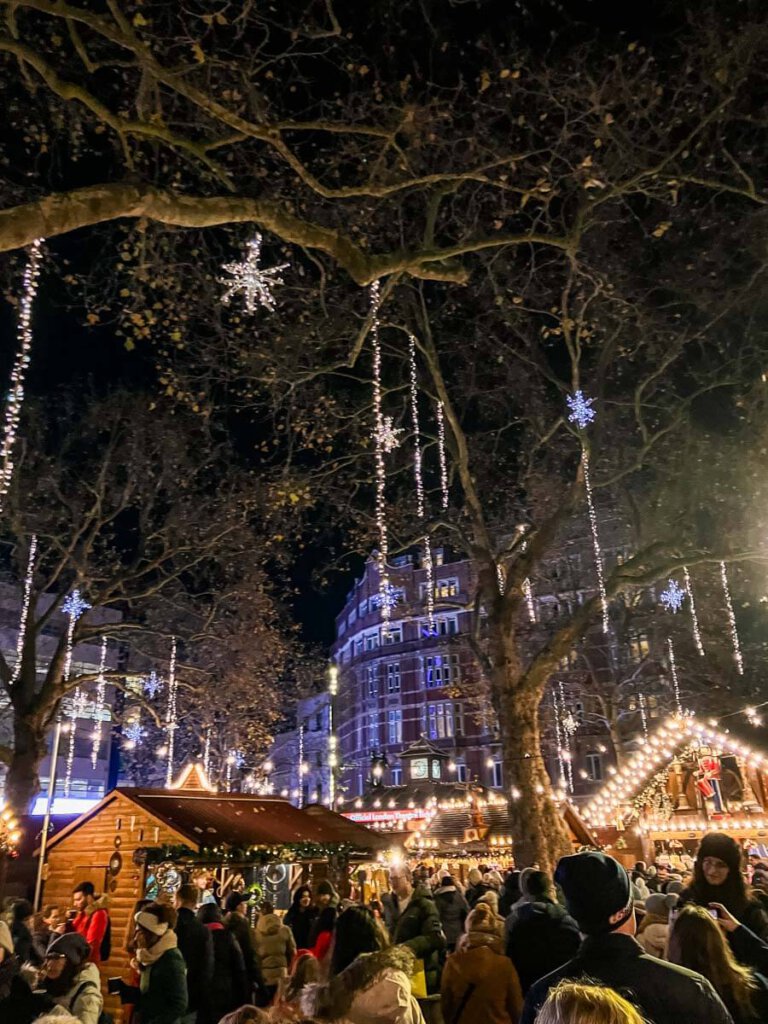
[43,793,188,1023]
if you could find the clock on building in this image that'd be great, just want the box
[411,758,428,780]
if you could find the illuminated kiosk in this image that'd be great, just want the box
[37,762,386,1022]
[582,715,768,867]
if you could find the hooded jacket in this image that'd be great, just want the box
[51,960,104,1024]
[254,912,297,985]
[504,899,581,994]
[433,885,470,948]
[441,943,523,1024]
[301,945,425,1024]
[71,894,110,964]
[521,932,733,1024]
[200,924,248,1024]
[175,905,214,1015]
[389,884,446,993]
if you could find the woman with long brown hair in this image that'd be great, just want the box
[667,904,768,1024]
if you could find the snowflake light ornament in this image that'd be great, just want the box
[660,579,686,614]
[219,234,289,315]
[124,721,145,747]
[143,671,162,699]
[562,712,579,736]
[566,390,597,430]
[371,583,401,610]
[63,589,91,620]
[377,416,404,454]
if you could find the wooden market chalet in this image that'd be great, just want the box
[342,737,595,863]
[581,713,768,865]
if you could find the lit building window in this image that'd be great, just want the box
[386,662,401,694]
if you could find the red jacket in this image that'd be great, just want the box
[71,904,109,963]
[311,929,333,963]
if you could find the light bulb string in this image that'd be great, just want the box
[90,636,108,769]
[165,637,178,787]
[683,565,705,656]
[12,534,37,684]
[581,448,609,633]
[720,560,744,675]
[436,400,449,511]
[408,331,435,633]
[370,282,391,633]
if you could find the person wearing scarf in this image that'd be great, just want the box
[680,833,768,943]
[117,902,187,1024]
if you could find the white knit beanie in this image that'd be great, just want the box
[135,909,169,936]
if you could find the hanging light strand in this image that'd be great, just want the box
[62,590,91,797]
[638,691,649,740]
[559,681,574,792]
[582,449,609,633]
[90,636,108,768]
[12,534,37,684]
[683,566,705,656]
[0,239,43,514]
[370,282,391,635]
[667,636,682,715]
[165,637,178,787]
[408,331,435,633]
[553,689,565,789]
[519,538,536,623]
[203,726,212,779]
[719,560,744,675]
[436,400,449,510]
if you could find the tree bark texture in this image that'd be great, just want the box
[5,713,47,814]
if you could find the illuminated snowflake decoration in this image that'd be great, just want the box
[124,721,145,747]
[143,671,162,699]
[230,749,245,769]
[62,589,91,621]
[660,579,686,614]
[566,390,597,430]
[562,712,579,736]
[376,417,404,454]
[746,706,763,727]
[370,584,401,610]
[219,234,289,315]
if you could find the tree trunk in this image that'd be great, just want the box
[5,714,47,815]
[486,611,573,875]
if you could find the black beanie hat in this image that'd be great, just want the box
[555,852,632,935]
[697,832,742,873]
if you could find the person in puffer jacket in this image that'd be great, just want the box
[637,892,678,959]
[433,876,470,951]
[254,901,297,997]
[301,905,425,1024]
[504,870,581,994]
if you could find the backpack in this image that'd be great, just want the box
[70,979,114,1024]
[100,915,111,961]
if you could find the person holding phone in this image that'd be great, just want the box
[668,904,768,1024]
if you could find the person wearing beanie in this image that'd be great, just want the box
[520,852,733,1024]
[253,900,296,1003]
[680,832,768,941]
[465,866,492,909]
[0,919,49,1023]
[499,870,522,918]
[114,902,188,1024]
[11,899,43,968]
[224,892,265,1004]
[636,892,678,959]
[504,867,538,929]
[283,885,318,951]
[39,932,103,1024]
[505,869,580,994]
[441,905,523,1024]
[475,889,506,939]
[199,902,250,1023]
[433,875,470,951]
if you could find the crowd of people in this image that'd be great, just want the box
[3,831,768,1023]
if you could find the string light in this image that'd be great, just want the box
[377,416,404,453]
[62,590,91,797]
[0,239,43,514]
[11,534,37,684]
[203,726,212,778]
[720,561,744,675]
[370,281,392,635]
[408,331,435,634]
[165,637,178,787]
[298,723,305,808]
[90,636,108,768]
[667,636,682,715]
[746,706,763,727]
[520,538,536,623]
[436,401,449,510]
[638,691,649,740]
[219,233,288,314]
[682,566,705,656]
[559,681,574,791]
[582,450,609,632]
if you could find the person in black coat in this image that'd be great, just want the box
[174,885,214,1023]
[283,885,318,951]
[521,852,733,1024]
[505,870,581,993]
[499,870,521,919]
[680,832,768,941]
[11,900,43,968]
[197,902,249,1024]
[433,876,470,952]
[668,904,768,1024]
[0,921,49,1024]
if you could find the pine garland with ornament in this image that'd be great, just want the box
[141,840,355,866]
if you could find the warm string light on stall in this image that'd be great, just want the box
[0,239,43,514]
[369,282,392,636]
[164,637,178,787]
[408,331,435,634]
[720,560,744,675]
[436,400,449,510]
[12,534,37,684]
[683,566,705,656]
[90,636,108,768]
[62,590,91,797]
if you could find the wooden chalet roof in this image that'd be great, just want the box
[301,804,389,850]
[46,785,383,854]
